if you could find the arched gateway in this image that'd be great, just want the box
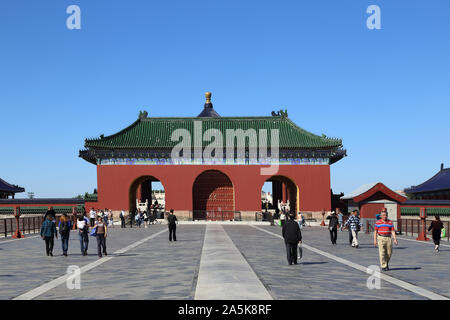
[128,176,164,214]
[193,170,235,220]
[79,92,346,219]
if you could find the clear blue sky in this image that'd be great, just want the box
[1,0,449,198]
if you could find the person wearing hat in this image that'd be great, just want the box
[282,212,302,265]
[326,211,339,245]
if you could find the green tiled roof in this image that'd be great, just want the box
[84,116,342,150]
[400,207,420,216]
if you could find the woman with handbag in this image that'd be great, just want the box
[428,215,444,252]
[95,216,108,258]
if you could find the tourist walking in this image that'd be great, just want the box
[89,208,96,227]
[129,210,135,228]
[280,209,286,228]
[136,210,142,228]
[428,215,444,252]
[40,215,57,256]
[120,210,126,228]
[58,213,72,256]
[168,209,178,241]
[374,210,398,271]
[344,210,362,248]
[282,213,302,265]
[108,210,114,228]
[143,211,148,228]
[327,211,339,245]
[298,212,305,230]
[77,215,89,256]
[103,209,109,226]
[337,208,343,231]
[95,216,108,258]
[44,206,56,222]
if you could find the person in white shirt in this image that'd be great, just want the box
[89,208,96,227]
[77,216,89,256]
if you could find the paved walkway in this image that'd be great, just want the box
[195,224,271,300]
[0,224,449,300]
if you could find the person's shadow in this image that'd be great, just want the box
[301,262,328,265]
[388,267,421,271]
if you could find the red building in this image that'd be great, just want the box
[341,183,407,222]
[79,93,346,220]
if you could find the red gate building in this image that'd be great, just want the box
[79,93,346,220]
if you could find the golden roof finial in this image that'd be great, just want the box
[205,92,212,104]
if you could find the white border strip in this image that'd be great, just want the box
[0,235,40,244]
[397,236,450,248]
[251,226,448,300]
[13,229,168,300]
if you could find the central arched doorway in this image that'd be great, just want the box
[261,175,298,215]
[192,170,235,220]
[129,176,165,217]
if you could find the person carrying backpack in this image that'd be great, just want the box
[40,214,58,256]
[58,213,73,256]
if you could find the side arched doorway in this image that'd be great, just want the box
[129,176,165,216]
[262,175,298,214]
[192,170,235,220]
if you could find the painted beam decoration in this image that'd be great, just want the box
[98,157,330,165]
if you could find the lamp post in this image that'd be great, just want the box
[416,207,429,241]
[320,209,326,227]
[12,206,23,239]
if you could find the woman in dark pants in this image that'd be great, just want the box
[58,213,73,256]
[428,215,444,252]
[95,216,108,258]
[326,211,339,245]
[40,215,58,256]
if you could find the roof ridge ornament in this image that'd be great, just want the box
[197,92,220,117]
[139,110,148,120]
[204,92,213,109]
[271,109,288,118]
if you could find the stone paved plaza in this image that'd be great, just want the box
[0,224,449,300]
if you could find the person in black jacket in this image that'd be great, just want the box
[282,213,302,265]
[167,209,178,241]
[428,215,444,252]
[327,211,340,245]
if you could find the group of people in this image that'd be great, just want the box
[39,207,179,257]
[121,201,163,229]
[323,208,397,270]
[89,208,114,228]
[312,207,445,271]
[40,207,108,258]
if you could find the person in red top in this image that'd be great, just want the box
[374,209,398,271]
